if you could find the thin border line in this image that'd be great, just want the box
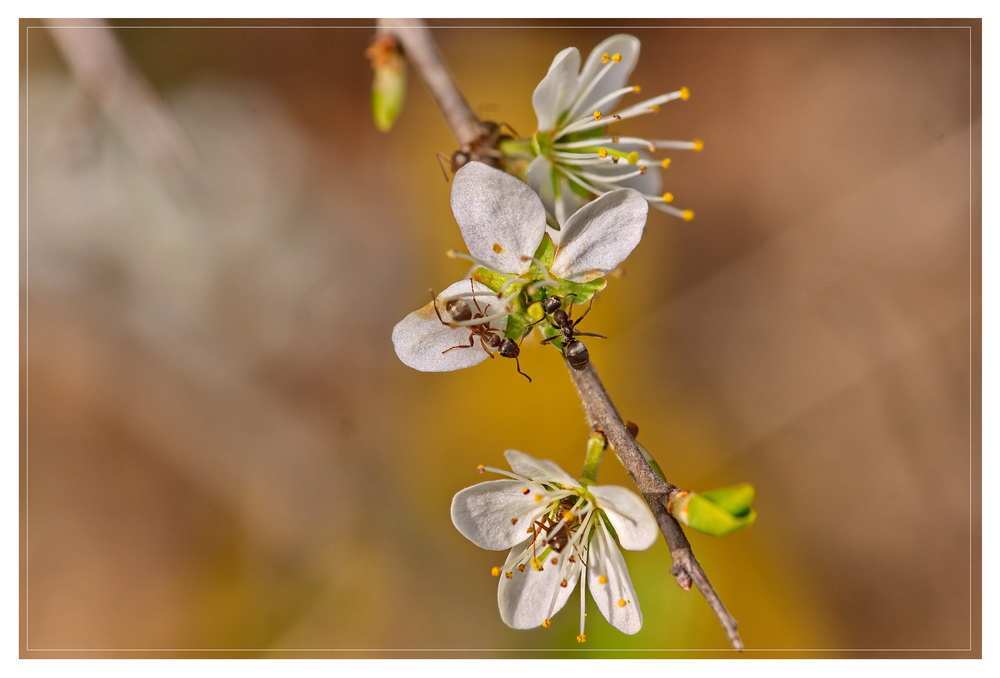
[20,20,980,657]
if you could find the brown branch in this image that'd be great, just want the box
[375,19,485,148]
[566,362,744,651]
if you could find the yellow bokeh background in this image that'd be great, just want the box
[21,19,979,657]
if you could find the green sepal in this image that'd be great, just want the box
[531,233,556,270]
[557,277,606,304]
[471,267,510,293]
[668,484,757,537]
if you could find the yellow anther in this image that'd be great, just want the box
[692,138,705,152]
[560,579,568,588]
[476,464,486,473]
[534,494,544,503]
[530,557,543,572]
[593,111,602,122]
[522,488,530,495]
[627,152,640,165]
[632,85,641,92]
[601,52,610,64]
[612,53,622,62]
[542,619,552,628]
[510,517,518,525]
[551,557,559,564]
[445,249,459,258]
[617,599,627,607]
[662,193,674,203]
[517,563,526,572]
[598,575,609,585]
[561,508,575,520]
[679,86,691,100]
[576,634,587,643]
[597,148,608,159]
[661,159,672,169]
[611,136,620,143]
[505,571,513,579]
[682,209,695,221]
[650,105,660,112]
[491,566,501,577]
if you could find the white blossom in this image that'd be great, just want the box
[451,450,658,640]
[524,34,701,227]
[391,162,647,373]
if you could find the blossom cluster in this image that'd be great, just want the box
[389,33,700,641]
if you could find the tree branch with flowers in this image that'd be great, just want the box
[374,20,755,650]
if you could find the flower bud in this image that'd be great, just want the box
[668,484,756,536]
[366,34,406,133]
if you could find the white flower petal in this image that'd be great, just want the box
[587,526,643,634]
[504,450,578,487]
[498,539,581,629]
[451,162,546,275]
[589,485,658,550]
[576,35,641,117]
[391,279,507,372]
[550,188,648,281]
[526,156,587,233]
[451,479,546,550]
[532,47,582,131]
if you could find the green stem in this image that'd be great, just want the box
[580,430,607,484]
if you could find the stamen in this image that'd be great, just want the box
[476,464,485,473]
[598,575,609,585]
[692,138,705,151]
[585,85,642,118]
[593,111,602,122]
[617,599,628,607]
[679,86,690,100]
[505,571,513,579]
[491,566,501,577]
[517,564,525,573]
[576,635,587,643]
[542,619,552,628]
[519,255,553,281]
[564,59,618,120]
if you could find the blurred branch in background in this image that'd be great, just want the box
[43,18,199,195]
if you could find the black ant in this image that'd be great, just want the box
[437,121,518,180]
[526,295,607,371]
[431,281,531,383]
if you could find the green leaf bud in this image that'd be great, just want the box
[668,484,757,537]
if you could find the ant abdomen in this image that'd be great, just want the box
[564,340,590,371]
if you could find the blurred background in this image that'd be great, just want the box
[21,18,979,657]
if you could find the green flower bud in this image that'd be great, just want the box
[668,484,757,537]
[366,35,406,133]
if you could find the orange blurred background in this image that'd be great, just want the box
[20,19,980,657]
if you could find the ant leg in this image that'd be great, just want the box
[573,297,595,327]
[469,278,485,315]
[435,153,452,182]
[479,336,496,358]
[430,290,447,325]
[574,331,608,340]
[442,333,476,354]
[513,355,532,383]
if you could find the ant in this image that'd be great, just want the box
[437,120,518,180]
[431,281,532,383]
[530,502,580,557]
[526,294,607,371]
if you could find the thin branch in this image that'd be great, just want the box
[566,362,744,651]
[375,19,484,148]
[44,18,198,193]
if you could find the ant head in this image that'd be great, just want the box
[498,338,520,358]
[541,296,563,315]
[450,149,471,172]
